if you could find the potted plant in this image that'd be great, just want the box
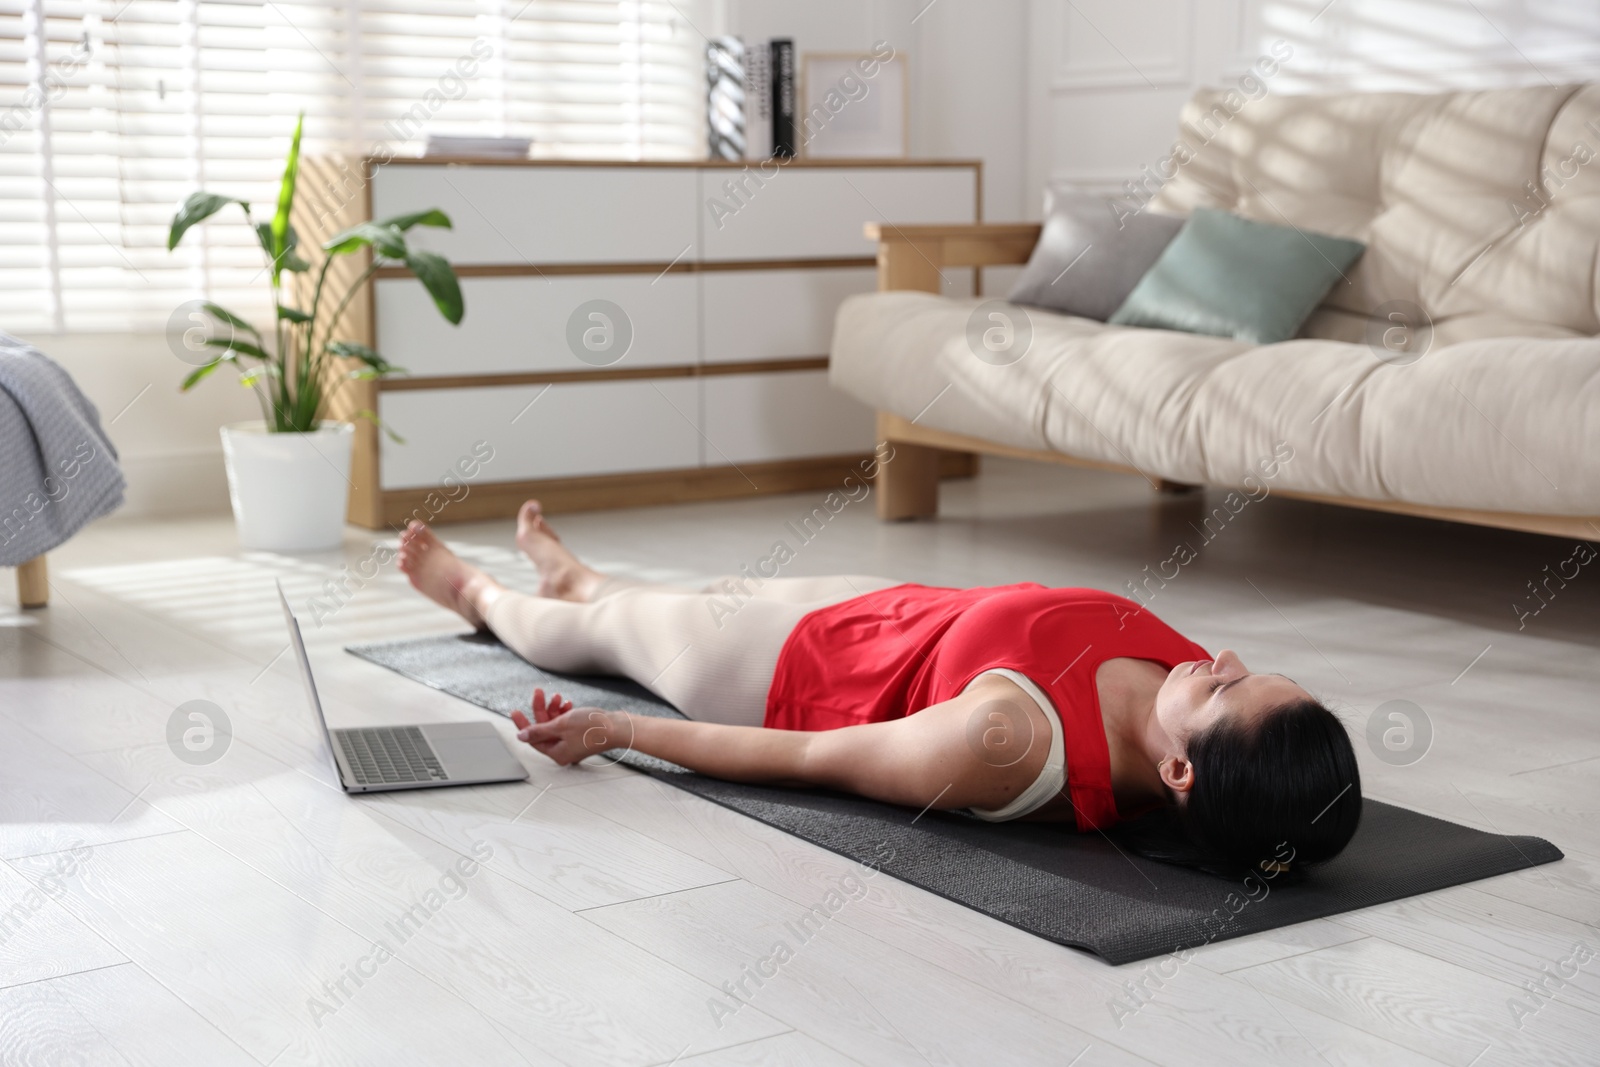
[167,114,463,551]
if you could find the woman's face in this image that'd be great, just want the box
[1154,649,1310,749]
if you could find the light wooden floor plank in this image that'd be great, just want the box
[1468,846,1600,928]
[1329,884,1600,1015]
[0,860,125,991]
[0,964,256,1067]
[10,831,551,1066]
[668,1032,873,1067]
[0,632,177,756]
[561,774,1440,1067]
[67,740,787,1066]
[0,715,182,860]
[583,878,1146,1067]
[1233,936,1598,1067]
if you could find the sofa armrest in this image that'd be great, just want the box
[864,222,1042,293]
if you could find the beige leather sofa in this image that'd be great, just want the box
[831,84,1600,538]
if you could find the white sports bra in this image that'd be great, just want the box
[963,668,1067,822]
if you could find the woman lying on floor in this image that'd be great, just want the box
[397,502,1362,878]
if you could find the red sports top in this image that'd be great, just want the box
[764,583,1210,831]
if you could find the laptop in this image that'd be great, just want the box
[277,581,528,793]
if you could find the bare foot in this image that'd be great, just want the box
[514,500,605,602]
[398,522,499,629]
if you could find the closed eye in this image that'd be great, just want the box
[1212,673,1296,699]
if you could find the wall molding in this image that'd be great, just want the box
[1043,168,1137,196]
[1046,0,1194,92]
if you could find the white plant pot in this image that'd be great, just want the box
[220,421,354,552]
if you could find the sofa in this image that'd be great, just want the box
[831,84,1600,539]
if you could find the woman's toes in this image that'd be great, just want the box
[400,521,431,555]
[516,501,543,537]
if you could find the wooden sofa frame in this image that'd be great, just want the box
[867,222,1600,541]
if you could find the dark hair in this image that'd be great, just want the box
[1113,698,1362,881]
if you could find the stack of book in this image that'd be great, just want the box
[422,134,532,159]
[707,37,795,161]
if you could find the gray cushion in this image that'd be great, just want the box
[1007,190,1185,321]
[1108,208,1367,344]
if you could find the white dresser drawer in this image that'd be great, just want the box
[698,166,975,261]
[700,267,875,364]
[375,274,698,376]
[371,165,698,265]
[702,370,875,464]
[378,379,700,489]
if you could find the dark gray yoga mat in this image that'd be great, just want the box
[347,631,1564,966]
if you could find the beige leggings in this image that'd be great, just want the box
[484,573,901,726]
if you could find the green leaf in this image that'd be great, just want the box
[328,339,381,361]
[379,209,451,232]
[405,249,464,324]
[201,302,260,339]
[354,407,405,445]
[322,221,406,258]
[330,340,403,380]
[327,339,392,369]
[239,365,281,388]
[256,220,310,273]
[180,356,228,391]
[277,305,312,324]
[169,192,248,250]
[202,336,271,361]
[270,113,305,282]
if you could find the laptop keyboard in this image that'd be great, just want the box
[338,727,449,785]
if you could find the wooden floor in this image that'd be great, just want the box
[2,458,1596,1066]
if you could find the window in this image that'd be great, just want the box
[0,0,710,333]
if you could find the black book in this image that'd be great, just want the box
[770,38,795,157]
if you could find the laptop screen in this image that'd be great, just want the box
[276,580,343,785]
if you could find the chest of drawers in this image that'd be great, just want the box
[299,157,980,527]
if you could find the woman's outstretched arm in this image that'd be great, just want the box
[511,676,1052,814]
[512,689,818,784]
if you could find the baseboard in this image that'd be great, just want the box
[110,447,977,527]
[367,451,979,530]
[115,448,232,518]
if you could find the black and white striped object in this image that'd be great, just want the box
[707,36,746,161]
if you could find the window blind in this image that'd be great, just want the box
[0,0,709,333]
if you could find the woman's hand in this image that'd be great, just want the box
[509,687,629,766]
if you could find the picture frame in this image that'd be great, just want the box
[798,51,908,159]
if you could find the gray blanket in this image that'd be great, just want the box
[0,334,125,567]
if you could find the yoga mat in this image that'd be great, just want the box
[347,631,1564,965]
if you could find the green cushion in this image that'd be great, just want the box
[1107,208,1366,345]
